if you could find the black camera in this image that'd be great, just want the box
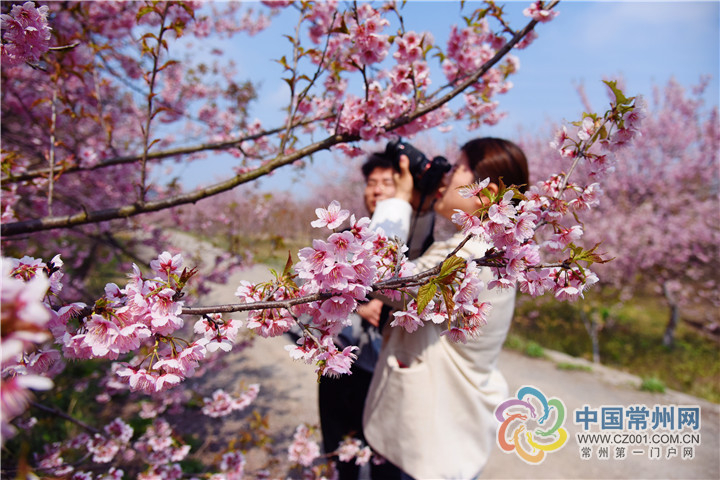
[384,138,451,196]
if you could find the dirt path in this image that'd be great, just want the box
[182,254,719,479]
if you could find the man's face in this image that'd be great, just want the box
[364,167,396,214]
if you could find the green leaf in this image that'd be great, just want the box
[282,251,294,278]
[440,284,455,315]
[136,5,157,21]
[568,242,613,266]
[603,80,635,107]
[438,255,465,284]
[417,281,437,315]
[157,59,179,72]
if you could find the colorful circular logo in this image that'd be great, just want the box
[494,385,568,464]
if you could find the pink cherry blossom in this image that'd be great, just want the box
[457,178,491,198]
[390,308,424,333]
[355,446,372,465]
[311,200,350,229]
[316,345,357,378]
[0,1,53,67]
[287,424,321,467]
[219,450,246,478]
[487,191,517,225]
[523,1,559,23]
[149,251,183,280]
[441,326,468,344]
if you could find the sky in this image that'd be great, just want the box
[172,0,720,192]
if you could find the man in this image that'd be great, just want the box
[318,152,435,480]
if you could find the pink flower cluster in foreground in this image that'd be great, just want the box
[237,201,415,378]
[0,1,52,67]
[1,256,59,439]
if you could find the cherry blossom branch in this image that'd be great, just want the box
[555,114,614,195]
[417,0,558,119]
[181,291,335,315]
[180,242,504,316]
[1,132,356,236]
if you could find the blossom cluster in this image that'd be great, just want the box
[263,1,541,144]
[1,251,248,406]
[287,423,321,468]
[30,399,249,479]
[443,20,519,128]
[236,201,415,378]
[0,1,52,67]
[34,418,133,477]
[45,252,209,395]
[37,417,192,480]
[336,437,372,466]
[286,426,378,476]
[202,384,260,418]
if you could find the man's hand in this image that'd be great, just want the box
[394,154,414,203]
[357,298,385,327]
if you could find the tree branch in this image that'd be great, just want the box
[1,133,356,236]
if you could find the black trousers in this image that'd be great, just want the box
[318,366,402,480]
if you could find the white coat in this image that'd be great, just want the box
[364,200,516,479]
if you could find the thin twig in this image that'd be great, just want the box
[139,3,171,204]
[29,401,101,434]
[47,86,58,216]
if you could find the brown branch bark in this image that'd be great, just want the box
[2,133,355,236]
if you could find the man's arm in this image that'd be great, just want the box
[369,155,415,241]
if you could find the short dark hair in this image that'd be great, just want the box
[361,153,399,180]
[460,137,529,193]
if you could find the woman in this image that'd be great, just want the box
[363,138,529,479]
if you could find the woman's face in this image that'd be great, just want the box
[433,151,483,221]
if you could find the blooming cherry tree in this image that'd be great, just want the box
[0,1,650,477]
[521,78,719,351]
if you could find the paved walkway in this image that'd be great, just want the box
[187,257,719,479]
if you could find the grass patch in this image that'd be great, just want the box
[524,341,546,358]
[511,290,720,403]
[640,377,667,394]
[504,334,546,359]
[556,362,593,372]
